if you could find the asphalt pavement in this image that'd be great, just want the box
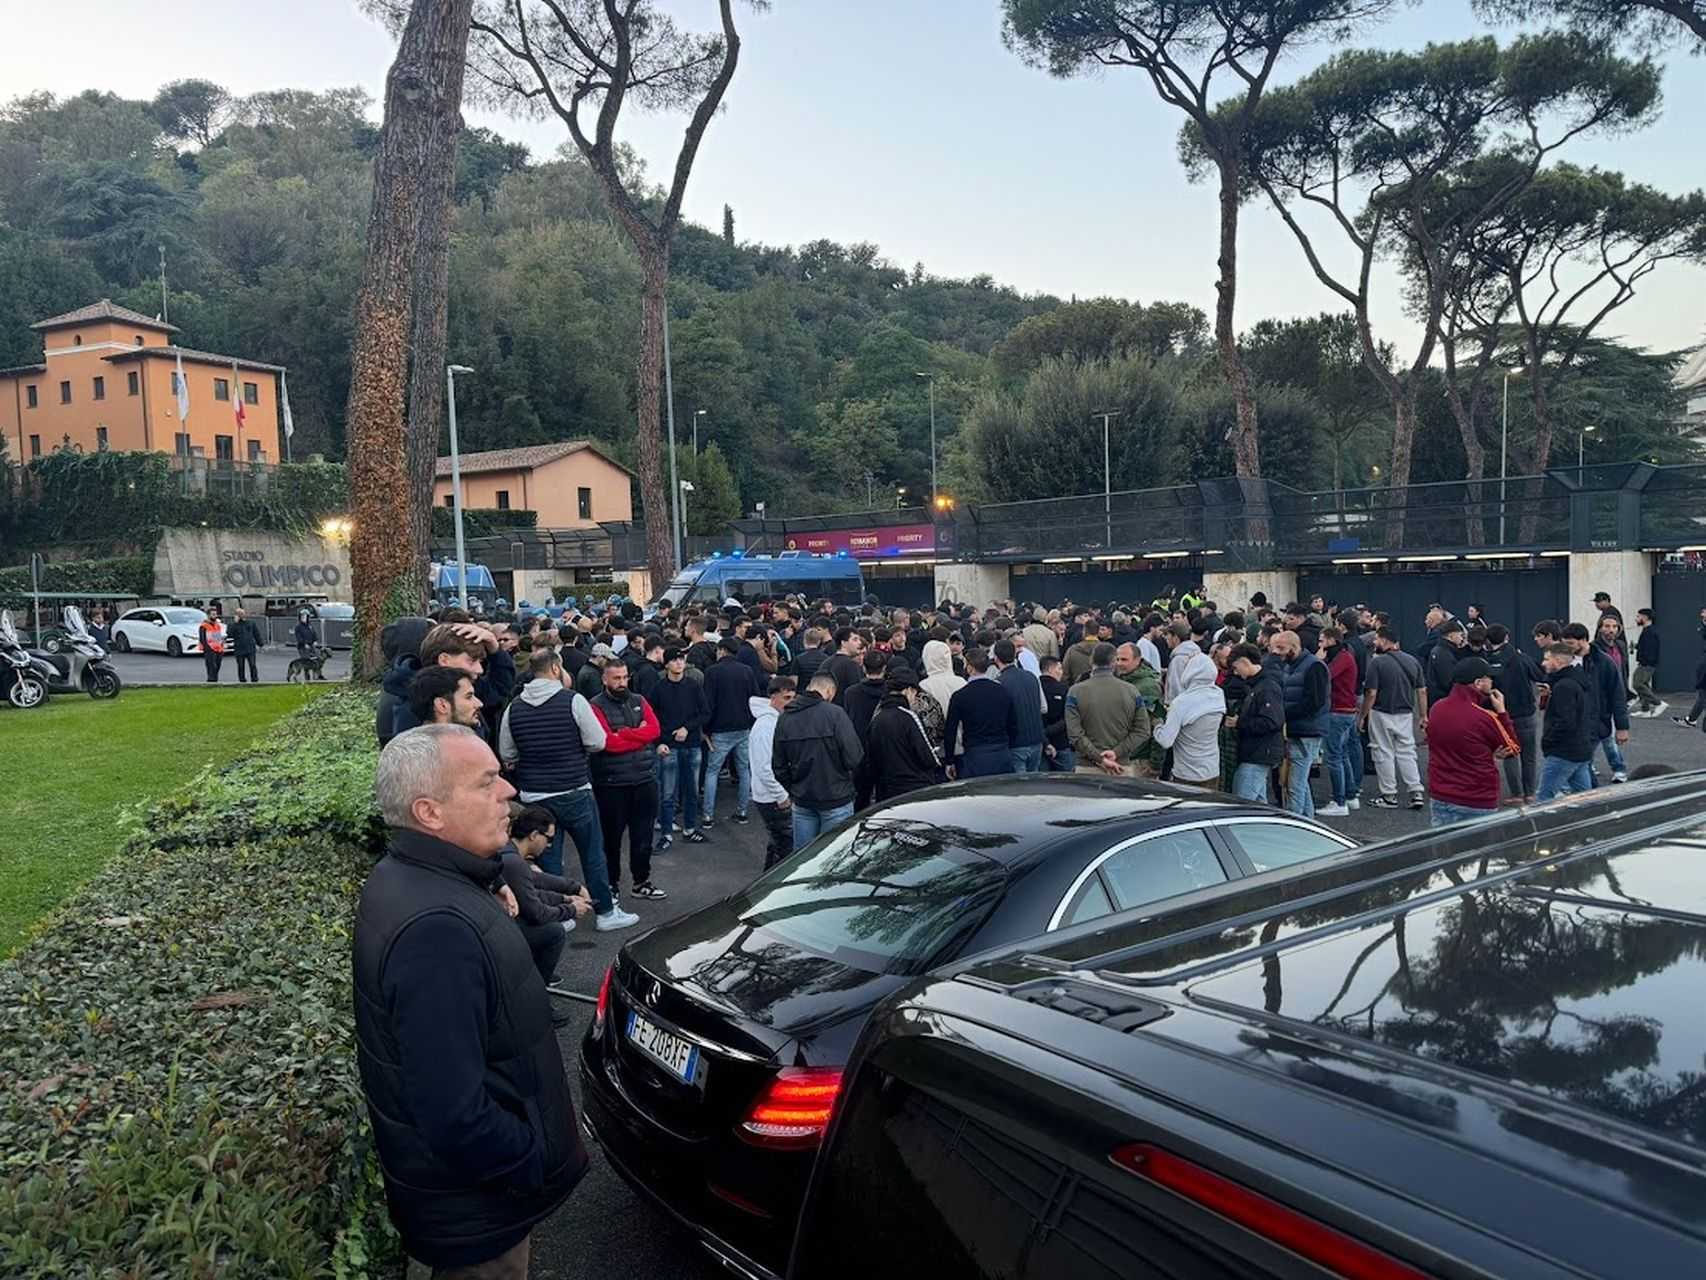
[103,647,351,686]
[522,704,1706,1278]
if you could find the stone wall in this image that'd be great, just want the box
[153,527,352,600]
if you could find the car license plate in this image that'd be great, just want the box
[626,1010,702,1085]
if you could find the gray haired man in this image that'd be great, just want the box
[355,725,589,1278]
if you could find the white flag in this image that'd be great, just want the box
[174,350,190,422]
[281,374,295,439]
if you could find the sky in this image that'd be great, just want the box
[4,0,1702,358]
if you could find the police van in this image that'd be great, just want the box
[651,551,865,609]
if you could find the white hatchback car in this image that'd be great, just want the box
[111,607,208,657]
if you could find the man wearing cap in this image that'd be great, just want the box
[576,643,616,700]
[1425,656,1520,828]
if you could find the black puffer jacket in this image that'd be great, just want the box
[772,690,864,809]
[1541,663,1595,762]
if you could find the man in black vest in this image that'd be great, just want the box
[356,724,589,1277]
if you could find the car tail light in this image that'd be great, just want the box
[1111,1144,1429,1280]
[592,964,613,1038]
[737,1067,843,1149]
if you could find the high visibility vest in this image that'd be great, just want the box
[201,622,227,653]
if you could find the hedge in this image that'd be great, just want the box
[0,555,154,605]
[0,691,398,1278]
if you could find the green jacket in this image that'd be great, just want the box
[1065,669,1152,764]
[1119,663,1162,713]
[1062,638,1100,686]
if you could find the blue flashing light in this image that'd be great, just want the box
[712,551,722,558]
[732,548,745,558]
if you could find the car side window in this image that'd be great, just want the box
[1098,829,1228,911]
[1061,875,1114,927]
[1227,822,1351,875]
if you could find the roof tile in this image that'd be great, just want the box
[33,298,179,333]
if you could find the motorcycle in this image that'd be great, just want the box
[0,611,49,709]
[28,606,121,699]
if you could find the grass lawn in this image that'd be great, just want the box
[0,684,332,954]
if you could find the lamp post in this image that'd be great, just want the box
[896,485,907,511]
[446,364,474,611]
[1580,422,1595,469]
[1092,410,1121,550]
[914,371,937,507]
[680,479,695,541]
[1499,365,1525,547]
[693,408,707,458]
[862,470,875,510]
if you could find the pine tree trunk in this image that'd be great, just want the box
[636,251,676,585]
[1387,386,1420,550]
[346,0,472,679]
[1519,359,1556,545]
[404,84,468,593]
[1215,156,1261,482]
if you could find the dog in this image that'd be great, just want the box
[287,643,331,682]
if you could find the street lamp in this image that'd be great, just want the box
[1500,365,1526,546]
[680,479,695,539]
[896,485,907,510]
[693,408,707,458]
[446,364,475,610]
[1091,410,1122,550]
[1580,422,1595,470]
[914,371,937,507]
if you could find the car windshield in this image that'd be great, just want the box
[734,815,1009,975]
[164,609,205,624]
[318,604,354,619]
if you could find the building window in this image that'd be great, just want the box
[29,434,41,458]
[73,335,82,347]
[127,371,140,396]
[243,381,258,405]
[247,439,263,461]
[59,381,71,404]
[443,494,455,507]
[174,433,190,455]
[495,490,510,510]
[134,335,144,345]
[214,379,230,402]
[215,435,234,461]
[578,487,593,520]
[96,427,109,451]
[25,385,36,409]
[92,375,105,401]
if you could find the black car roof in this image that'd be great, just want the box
[985,773,1706,1155]
[857,774,1285,868]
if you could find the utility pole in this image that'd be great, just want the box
[914,371,937,506]
[863,470,875,510]
[1092,410,1122,551]
[446,365,474,611]
[158,245,169,325]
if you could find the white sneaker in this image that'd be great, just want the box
[1316,802,1350,817]
[1345,797,1360,811]
[1652,701,1669,717]
[595,908,641,932]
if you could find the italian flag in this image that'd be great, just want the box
[232,361,246,431]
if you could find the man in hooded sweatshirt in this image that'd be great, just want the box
[1152,652,1226,787]
[376,616,435,746]
[747,675,798,868]
[843,649,890,809]
[773,672,865,851]
[866,669,942,801]
[919,639,965,752]
[1061,626,1101,686]
[1537,641,1597,801]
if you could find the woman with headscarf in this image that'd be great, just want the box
[1153,652,1227,788]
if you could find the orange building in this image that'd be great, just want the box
[433,441,634,528]
[0,300,285,464]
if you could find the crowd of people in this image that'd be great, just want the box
[355,579,1684,1276]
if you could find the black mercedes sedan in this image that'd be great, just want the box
[578,774,1361,1279]
[792,772,1706,1280]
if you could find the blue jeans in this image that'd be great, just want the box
[958,745,1014,778]
[1011,744,1043,774]
[1325,713,1361,805]
[792,801,855,852]
[1537,755,1595,803]
[1232,761,1271,804]
[1046,746,1076,773]
[703,730,750,819]
[657,744,702,832]
[539,788,614,914]
[1430,799,1498,829]
[1598,735,1626,780]
[1284,736,1322,817]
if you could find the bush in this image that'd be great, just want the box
[0,554,154,605]
[0,691,397,1278]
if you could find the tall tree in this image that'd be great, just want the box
[466,0,754,585]
[1216,34,1659,519]
[1438,161,1706,481]
[345,0,474,676]
[149,79,233,147]
[1001,0,1399,481]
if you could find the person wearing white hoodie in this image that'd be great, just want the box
[1153,652,1227,786]
[919,639,964,754]
[747,675,799,869]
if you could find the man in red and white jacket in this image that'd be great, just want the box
[588,660,666,902]
[1425,656,1519,829]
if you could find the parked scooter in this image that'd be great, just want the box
[28,606,121,699]
[0,611,49,709]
